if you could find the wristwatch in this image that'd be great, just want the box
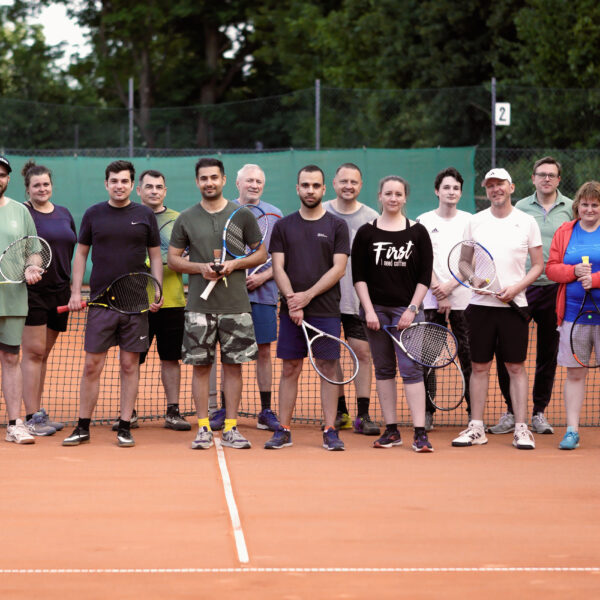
[408,303,418,314]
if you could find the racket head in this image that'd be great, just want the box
[158,219,175,264]
[103,272,163,314]
[384,322,457,368]
[224,205,268,259]
[0,236,52,283]
[425,359,465,411]
[447,240,497,291]
[570,292,600,367]
[302,321,359,385]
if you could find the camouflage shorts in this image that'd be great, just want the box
[182,311,258,365]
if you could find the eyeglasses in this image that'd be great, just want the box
[534,172,559,180]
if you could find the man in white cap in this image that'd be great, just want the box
[452,168,544,450]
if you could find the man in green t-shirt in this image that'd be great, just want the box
[0,156,43,444]
[168,158,266,450]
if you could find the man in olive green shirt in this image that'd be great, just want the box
[490,157,573,435]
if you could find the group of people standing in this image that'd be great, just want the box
[0,154,596,452]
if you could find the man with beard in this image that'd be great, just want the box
[265,165,350,451]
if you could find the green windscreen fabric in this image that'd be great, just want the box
[6,147,476,281]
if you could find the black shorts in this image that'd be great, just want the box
[139,307,185,364]
[25,286,70,332]
[465,304,529,363]
[341,313,368,342]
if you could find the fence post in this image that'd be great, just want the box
[128,77,134,157]
[491,77,496,169]
[315,79,321,151]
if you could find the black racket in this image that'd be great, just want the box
[0,235,52,284]
[383,322,457,368]
[301,321,359,385]
[570,261,600,368]
[57,272,162,315]
[158,219,175,264]
[200,204,268,300]
[447,239,529,322]
[425,359,466,411]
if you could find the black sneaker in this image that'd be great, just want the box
[117,429,135,448]
[62,427,90,446]
[373,429,402,448]
[112,409,139,431]
[165,406,191,431]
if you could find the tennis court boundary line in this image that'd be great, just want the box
[1,567,598,575]
[214,438,249,564]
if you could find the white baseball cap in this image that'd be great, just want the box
[481,168,512,186]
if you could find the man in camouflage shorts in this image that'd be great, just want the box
[168,158,266,450]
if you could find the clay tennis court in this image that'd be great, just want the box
[1,312,600,598]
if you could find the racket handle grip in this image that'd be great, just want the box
[56,301,87,314]
[508,300,530,322]
[200,280,217,300]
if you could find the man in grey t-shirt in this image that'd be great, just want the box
[324,163,380,435]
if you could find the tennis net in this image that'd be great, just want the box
[1,306,599,428]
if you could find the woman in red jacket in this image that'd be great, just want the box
[546,181,600,450]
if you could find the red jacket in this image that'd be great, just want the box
[546,219,600,325]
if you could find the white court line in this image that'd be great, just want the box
[214,438,249,563]
[0,567,598,574]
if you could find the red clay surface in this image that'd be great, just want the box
[1,419,599,599]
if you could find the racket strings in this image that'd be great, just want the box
[425,360,465,411]
[400,324,457,367]
[225,221,245,256]
[1,237,51,282]
[449,242,496,290]
[571,319,600,367]
[108,274,160,313]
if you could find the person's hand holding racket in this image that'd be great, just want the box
[576,255,592,289]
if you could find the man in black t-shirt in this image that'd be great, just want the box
[266,164,350,451]
[62,160,163,448]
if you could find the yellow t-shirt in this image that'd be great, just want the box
[156,207,185,308]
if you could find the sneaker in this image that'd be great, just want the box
[39,408,64,432]
[257,408,281,431]
[26,411,57,436]
[111,409,139,431]
[531,412,554,434]
[373,429,402,448]
[264,428,292,449]
[6,419,35,444]
[353,415,381,436]
[335,412,352,430]
[487,412,515,434]
[209,408,226,431]
[559,429,580,450]
[323,428,345,451]
[452,422,488,447]
[165,406,191,431]
[412,431,434,453]
[117,429,135,448]
[62,427,90,446]
[425,411,434,432]
[191,426,214,450]
[221,427,251,449]
[513,427,535,450]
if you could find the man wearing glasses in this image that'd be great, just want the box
[490,157,573,436]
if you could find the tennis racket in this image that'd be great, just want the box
[247,212,281,276]
[425,359,466,411]
[200,204,268,301]
[570,256,600,368]
[383,322,457,368]
[158,219,175,264]
[0,235,52,284]
[57,272,162,314]
[249,256,272,276]
[447,240,530,322]
[301,321,359,385]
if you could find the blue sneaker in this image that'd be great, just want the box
[257,408,281,431]
[264,428,292,449]
[322,428,345,451]
[412,431,434,453]
[559,429,580,450]
[209,408,226,431]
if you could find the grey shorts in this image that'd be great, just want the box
[557,321,600,368]
[0,316,26,350]
[84,307,150,353]
[182,311,258,365]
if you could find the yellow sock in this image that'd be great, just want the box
[223,418,237,433]
[198,417,211,431]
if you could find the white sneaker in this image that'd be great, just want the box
[513,427,535,450]
[452,421,488,447]
[6,419,35,444]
